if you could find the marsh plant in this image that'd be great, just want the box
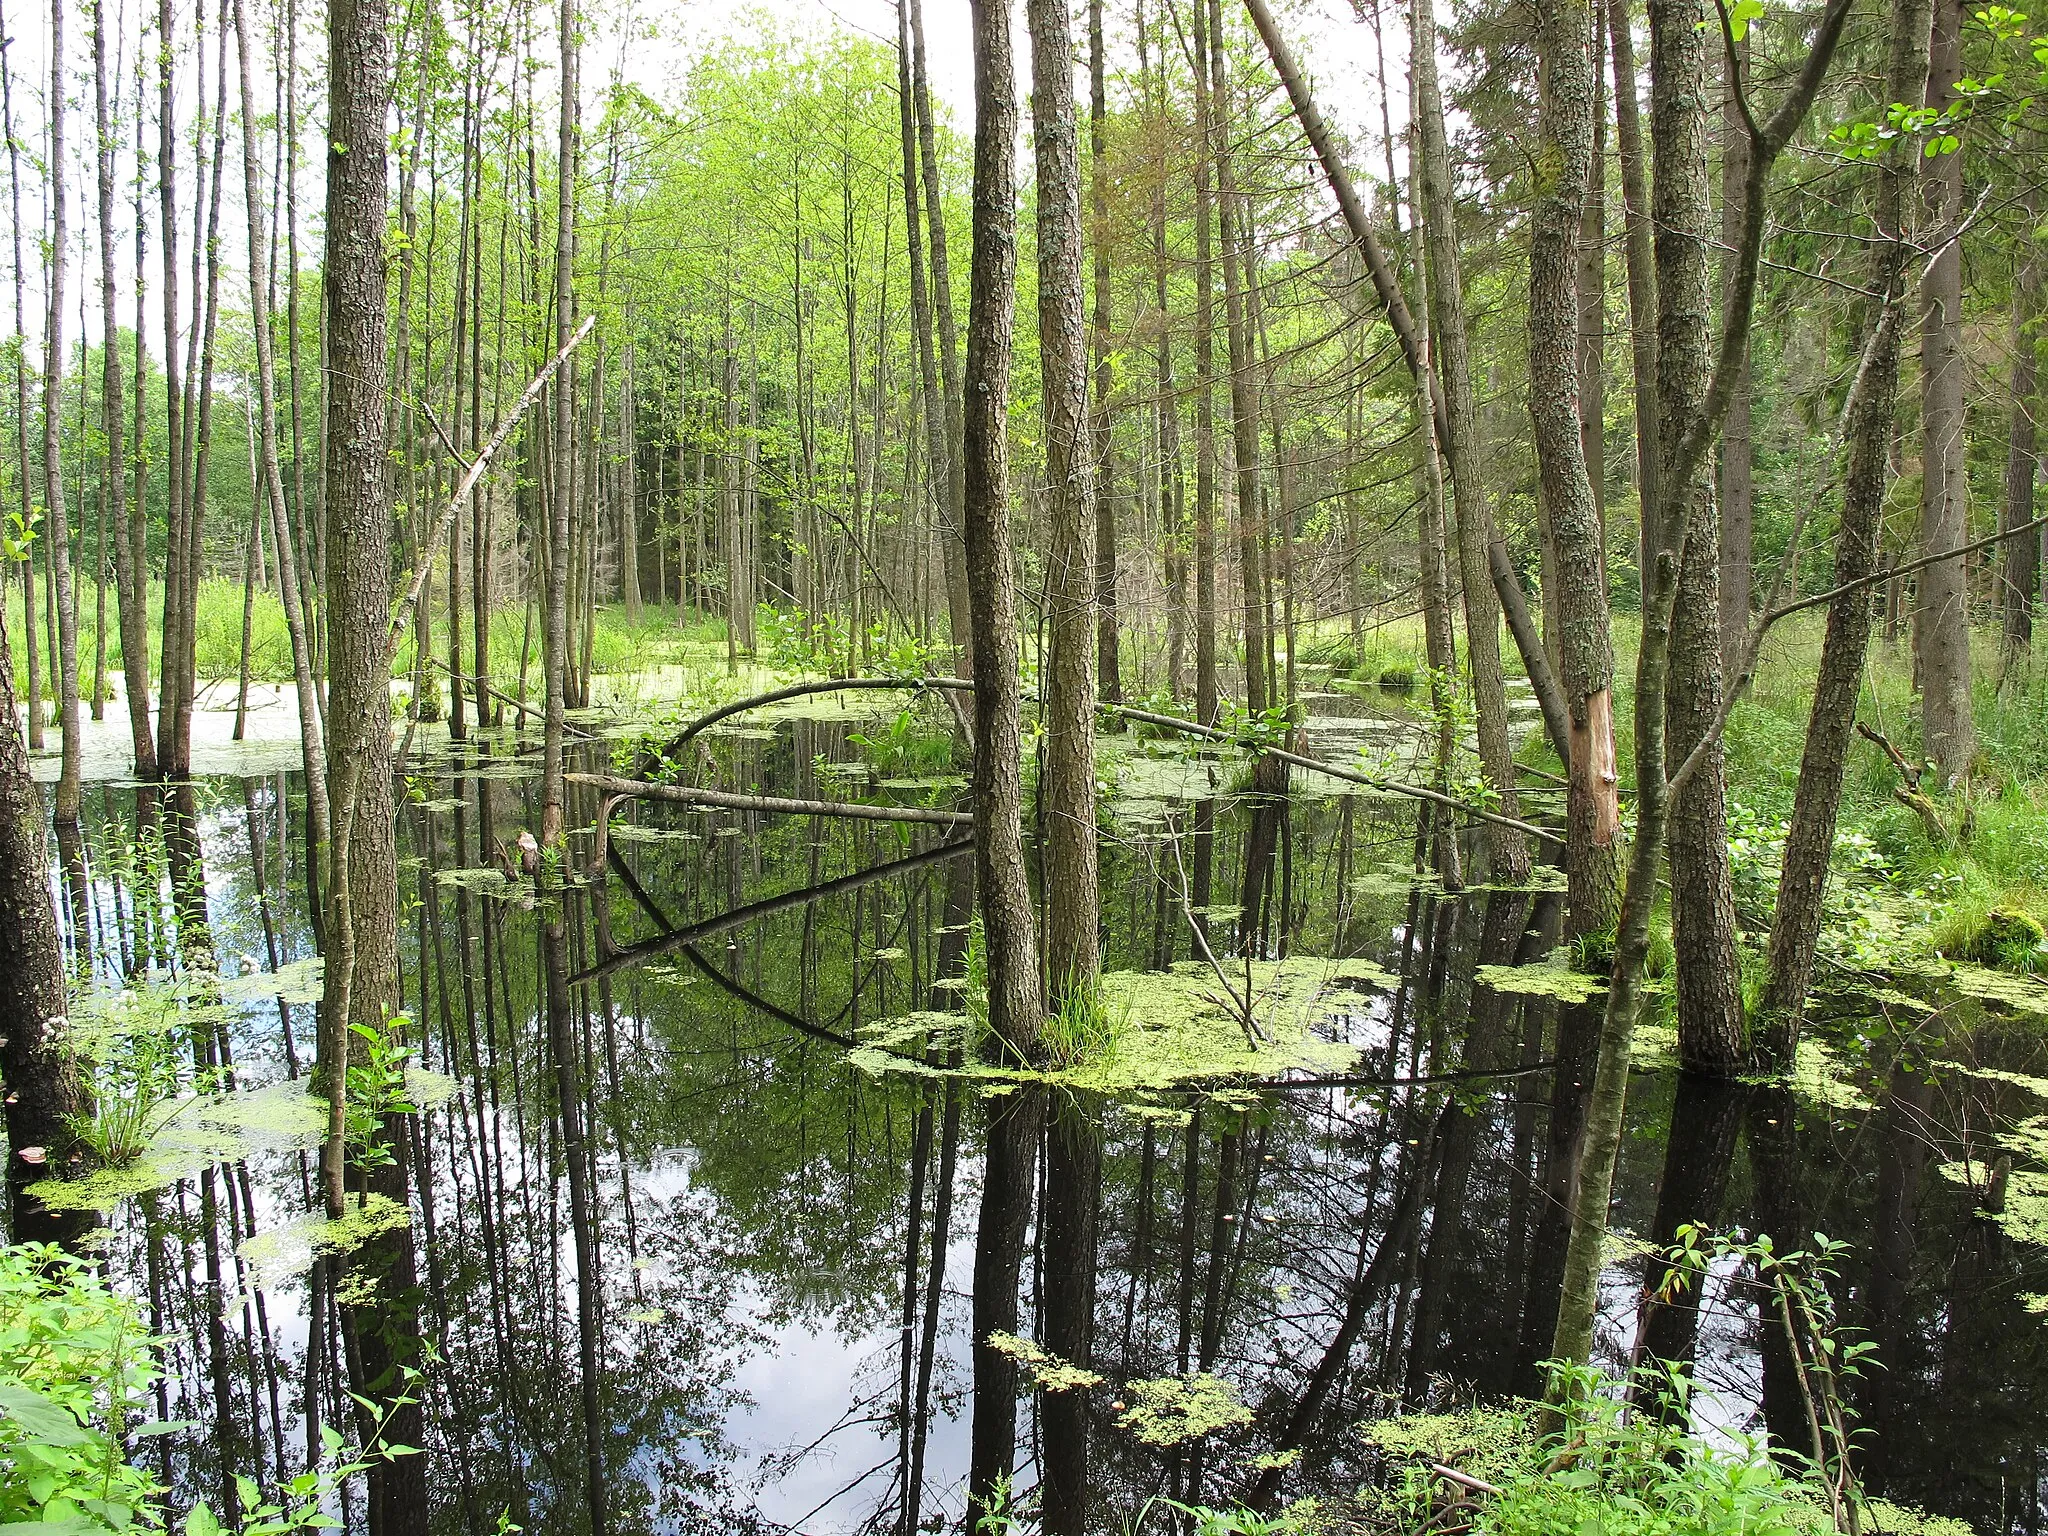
[61,983,210,1169]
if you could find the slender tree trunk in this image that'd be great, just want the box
[1756,0,1930,1056]
[1531,0,1623,942]
[3,9,39,757]
[911,0,971,673]
[1652,0,1744,1075]
[93,0,151,775]
[154,0,186,778]
[895,0,961,675]
[542,0,580,848]
[962,0,1044,1071]
[2003,253,2041,657]
[1412,0,1529,881]
[1191,0,1219,726]
[1717,28,1754,666]
[1609,0,1660,556]
[1031,0,1101,1002]
[43,0,83,826]
[1917,0,1973,780]
[1089,0,1121,705]
[235,0,330,855]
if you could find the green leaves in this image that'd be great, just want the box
[1726,0,1766,40]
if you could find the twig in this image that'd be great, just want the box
[386,313,596,668]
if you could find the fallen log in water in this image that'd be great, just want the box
[571,770,974,878]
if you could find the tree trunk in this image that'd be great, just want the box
[1412,0,1529,882]
[1756,0,1930,1058]
[1031,0,1102,1002]
[543,0,580,847]
[235,0,331,856]
[93,0,151,777]
[153,0,187,779]
[2003,253,2041,656]
[1717,28,1754,666]
[911,0,971,674]
[1651,0,1744,1075]
[1089,0,1121,706]
[1532,0,1624,942]
[319,0,397,1211]
[1917,0,1974,781]
[1608,0,1660,556]
[1191,0,1219,726]
[43,0,82,827]
[0,595,81,1243]
[962,0,1044,1065]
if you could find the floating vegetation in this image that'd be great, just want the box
[30,1080,325,1212]
[847,955,1392,1096]
[218,955,324,1006]
[1114,1372,1252,1446]
[986,1331,1104,1393]
[1942,964,2048,1019]
[1937,1159,2048,1247]
[235,1193,412,1291]
[1787,1038,1875,1113]
[1475,959,1604,1004]
[610,822,700,844]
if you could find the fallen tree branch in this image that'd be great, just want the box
[661,675,975,758]
[1854,721,1954,844]
[387,314,597,667]
[574,833,973,986]
[1106,704,1564,848]
[569,771,974,827]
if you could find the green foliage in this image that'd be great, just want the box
[343,1018,422,1173]
[62,985,205,1169]
[0,1243,165,1529]
[846,706,955,779]
[1040,982,1122,1069]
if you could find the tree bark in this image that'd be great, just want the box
[319,0,397,1216]
[1651,0,1744,1075]
[1089,0,1122,706]
[1717,28,1755,666]
[1531,0,1624,943]
[93,0,152,777]
[0,595,81,1244]
[1412,0,1530,881]
[235,0,331,856]
[1032,0,1102,1002]
[1756,0,1930,1058]
[1917,0,1974,781]
[963,0,1044,1062]
[1608,0,1660,557]
[43,0,82,827]
[543,0,580,847]
[2003,252,2041,656]
[1192,0,1219,726]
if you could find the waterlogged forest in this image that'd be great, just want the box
[11,0,2048,1524]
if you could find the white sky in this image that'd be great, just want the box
[17,0,1407,358]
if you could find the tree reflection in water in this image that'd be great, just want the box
[31,718,2048,1535]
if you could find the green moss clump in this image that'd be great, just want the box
[1953,905,2048,972]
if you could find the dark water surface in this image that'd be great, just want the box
[32,697,2048,1535]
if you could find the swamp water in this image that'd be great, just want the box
[24,686,2048,1535]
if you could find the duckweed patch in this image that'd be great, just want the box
[1115,1372,1252,1447]
[847,956,1395,1094]
[1475,959,1604,1004]
[235,1193,413,1291]
[218,955,325,1006]
[986,1331,1104,1393]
